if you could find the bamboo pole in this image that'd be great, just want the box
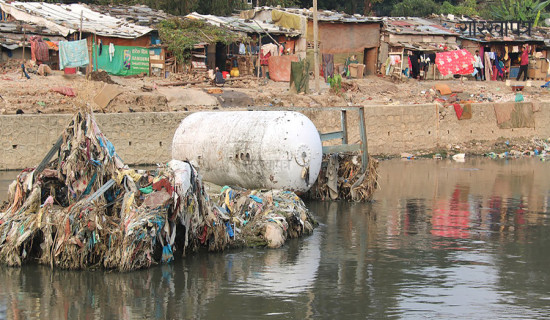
[21,28,25,59]
[313,0,319,92]
[21,25,26,78]
[252,20,280,46]
[257,34,261,78]
[79,10,83,40]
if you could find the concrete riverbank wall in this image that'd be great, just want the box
[1,101,549,170]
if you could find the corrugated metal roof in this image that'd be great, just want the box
[0,20,64,49]
[383,17,457,36]
[186,12,301,36]
[0,1,152,38]
[253,7,382,23]
[389,41,457,52]
[0,20,61,36]
[88,4,172,27]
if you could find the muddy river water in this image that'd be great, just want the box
[1,158,550,319]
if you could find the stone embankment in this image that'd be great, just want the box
[1,101,549,170]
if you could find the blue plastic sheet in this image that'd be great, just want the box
[249,195,263,203]
[161,244,174,263]
[225,222,234,238]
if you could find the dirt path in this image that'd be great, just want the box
[1,68,548,115]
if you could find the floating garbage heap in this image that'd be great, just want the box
[0,112,315,271]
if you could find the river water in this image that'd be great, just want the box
[1,158,550,319]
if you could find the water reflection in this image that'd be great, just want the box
[1,158,550,319]
[0,233,321,319]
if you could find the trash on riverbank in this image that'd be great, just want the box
[307,153,379,202]
[483,137,550,161]
[452,153,466,161]
[0,111,316,271]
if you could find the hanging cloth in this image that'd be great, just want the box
[109,43,115,62]
[504,46,509,61]
[322,53,334,81]
[484,52,493,78]
[384,57,391,75]
[290,60,310,93]
[58,39,89,69]
[435,49,475,76]
[29,36,49,62]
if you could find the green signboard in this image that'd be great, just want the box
[94,45,149,76]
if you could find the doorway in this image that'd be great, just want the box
[215,42,227,71]
[363,47,378,76]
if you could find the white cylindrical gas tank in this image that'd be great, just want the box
[172,111,322,192]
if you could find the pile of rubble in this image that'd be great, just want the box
[0,60,23,74]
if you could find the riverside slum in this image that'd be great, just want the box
[2,4,550,116]
[0,111,321,271]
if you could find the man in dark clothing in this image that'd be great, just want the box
[214,67,225,86]
[516,44,530,81]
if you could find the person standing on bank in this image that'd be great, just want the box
[473,50,484,80]
[516,44,530,81]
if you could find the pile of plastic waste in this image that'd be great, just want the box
[309,153,379,202]
[0,111,316,271]
[484,138,550,161]
[0,112,211,270]
[212,187,316,248]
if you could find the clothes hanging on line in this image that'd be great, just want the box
[261,43,278,56]
[390,55,401,65]
[435,49,475,76]
[322,53,334,81]
[29,36,49,62]
[109,43,115,62]
[58,39,89,70]
[484,52,493,78]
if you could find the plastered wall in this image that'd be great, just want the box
[1,102,549,169]
[0,112,187,170]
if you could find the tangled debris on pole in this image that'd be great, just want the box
[0,111,315,271]
[308,153,379,202]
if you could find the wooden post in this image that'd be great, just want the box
[93,33,96,72]
[21,27,25,59]
[257,33,261,78]
[21,26,25,77]
[252,20,280,46]
[79,10,83,40]
[313,0,320,92]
